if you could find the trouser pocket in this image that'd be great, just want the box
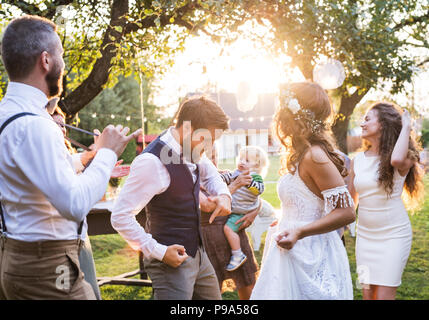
[64,249,83,293]
[2,245,84,299]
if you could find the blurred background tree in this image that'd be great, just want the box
[243,0,429,152]
[1,1,428,154]
[421,118,429,148]
[0,0,247,115]
[68,74,171,163]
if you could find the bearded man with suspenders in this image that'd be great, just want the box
[0,16,140,300]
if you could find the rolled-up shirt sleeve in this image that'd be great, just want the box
[13,117,117,223]
[111,154,169,261]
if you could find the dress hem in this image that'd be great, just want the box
[358,281,402,287]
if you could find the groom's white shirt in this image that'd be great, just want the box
[111,126,231,261]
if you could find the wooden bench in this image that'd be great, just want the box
[87,201,152,288]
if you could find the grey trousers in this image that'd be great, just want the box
[78,236,101,300]
[144,246,222,300]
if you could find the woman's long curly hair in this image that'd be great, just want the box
[363,102,424,211]
[274,81,347,177]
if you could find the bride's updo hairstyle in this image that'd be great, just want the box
[274,81,347,177]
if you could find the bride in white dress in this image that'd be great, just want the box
[251,82,355,300]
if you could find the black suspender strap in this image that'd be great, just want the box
[0,203,7,233]
[77,221,84,237]
[0,112,37,234]
[0,112,37,135]
[0,112,85,238]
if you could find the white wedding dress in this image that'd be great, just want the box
[250,166,354,300]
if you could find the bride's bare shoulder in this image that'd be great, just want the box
[302,145,330,166]
[301,145,344,187]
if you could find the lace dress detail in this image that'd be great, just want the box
[321,186,354,216]
[250,169,354,300]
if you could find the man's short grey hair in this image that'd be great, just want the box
[1,15,58,80]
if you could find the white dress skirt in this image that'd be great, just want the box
[353,152,412,287]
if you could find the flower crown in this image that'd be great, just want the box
[279,88,325,133]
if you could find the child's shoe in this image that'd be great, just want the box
[226,252,247,271]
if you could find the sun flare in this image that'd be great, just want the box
[151,24,305,114]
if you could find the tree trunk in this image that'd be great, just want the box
[59,0,129,115]
[331,90,367,154]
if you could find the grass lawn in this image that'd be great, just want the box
[91,156,428,300]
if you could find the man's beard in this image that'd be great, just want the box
[45,60,63,98]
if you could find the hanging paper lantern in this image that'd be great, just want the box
[236,81,258,112]
[313,58,346,90]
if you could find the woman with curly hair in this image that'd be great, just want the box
[349,102,424,300]
[250,82,355,300]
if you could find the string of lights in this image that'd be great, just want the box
[77,111,275,123]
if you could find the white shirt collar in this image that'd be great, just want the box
[161,126,182,156]
[5,82,49,110]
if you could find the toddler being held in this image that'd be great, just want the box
[221,146,269,271]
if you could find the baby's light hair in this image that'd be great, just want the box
[237,145,270,178]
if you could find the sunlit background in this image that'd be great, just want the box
[148,21,429,121]
[150,22,305,117]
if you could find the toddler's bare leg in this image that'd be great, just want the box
[224,224,241,251]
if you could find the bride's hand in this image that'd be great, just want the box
[275,229,301,250]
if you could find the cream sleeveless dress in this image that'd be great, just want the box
[353,152,412,287]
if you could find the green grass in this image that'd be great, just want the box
[90,234,152,300]
[91,157,428,300]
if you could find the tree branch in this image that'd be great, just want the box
[6,0,75,19]
[123,2,199,35]
[5,0,43,15]
[393,10,429,31]
[417,57,429,67]
[331,88,368,153]
[43,0,75,19]
[60,0,129,115]
[61,1,206,115]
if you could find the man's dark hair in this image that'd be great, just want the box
[1,15,57,80]
[174,96,230,131]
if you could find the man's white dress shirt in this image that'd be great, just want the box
[111,127,231,261]
[0,82,117,241]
